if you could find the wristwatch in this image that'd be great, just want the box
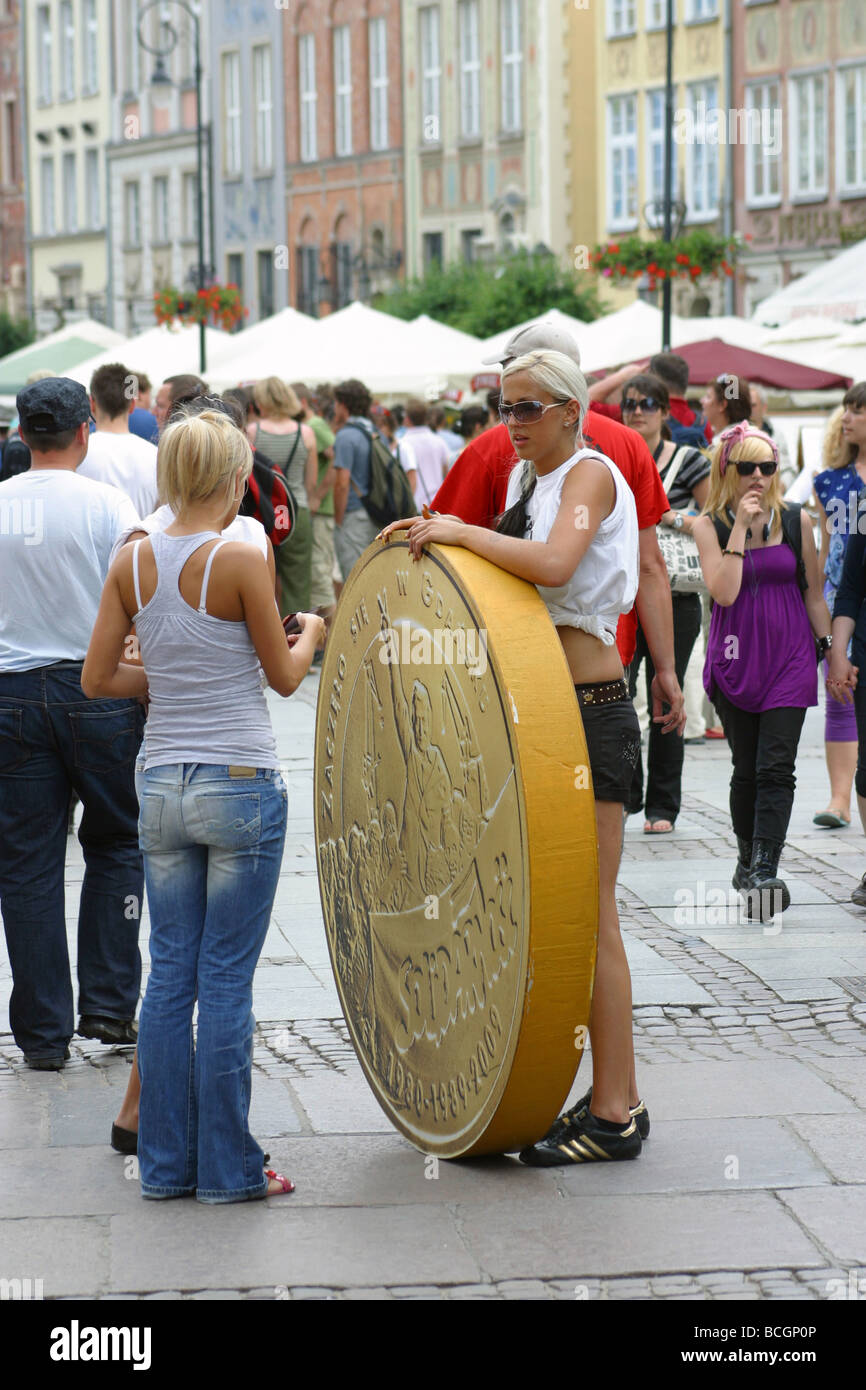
[818,635,833,655]
[672,513,685,531]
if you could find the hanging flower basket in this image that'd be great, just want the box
[154,284,249,332]
[591,230,747,290]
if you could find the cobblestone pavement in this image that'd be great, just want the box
[2,686,865,1301]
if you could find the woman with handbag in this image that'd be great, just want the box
[381,349,649,1165]
[621,373,711,832]
[692,424,832,920]
[248,378,317,618]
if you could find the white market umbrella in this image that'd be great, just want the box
[64,323,238,389]
[753,238,866,325]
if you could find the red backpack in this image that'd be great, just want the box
[239,450,296,548]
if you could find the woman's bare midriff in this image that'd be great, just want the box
[556,624,624,687]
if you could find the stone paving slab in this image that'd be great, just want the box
[788,1115,866,1185]
[288,1070,397,1134]
[636,1059,855,1120]
[778,1187,866,1265]
[108,1203,481,1293]
[455,1192,824,1280]
[0,1216,110,1297]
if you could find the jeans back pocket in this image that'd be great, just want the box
[0,709,29,774]
[191,792,262,850]
[69,706,144,771]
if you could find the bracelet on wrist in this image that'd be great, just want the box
[723,548,744,558]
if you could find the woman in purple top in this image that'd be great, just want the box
[693,425,832,920]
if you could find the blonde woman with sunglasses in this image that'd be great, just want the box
[692,425,832,920]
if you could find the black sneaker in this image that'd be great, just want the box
[539,1086,650,1144]
[519,1111,642,1166]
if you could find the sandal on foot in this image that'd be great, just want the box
[644,819,674,834]
[812,810,850,828]
[519,1112,642,1165]
[265,1168,295,1195]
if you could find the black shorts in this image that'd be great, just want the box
[575,681,641,804]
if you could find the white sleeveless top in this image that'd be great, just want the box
[504,447,639,646]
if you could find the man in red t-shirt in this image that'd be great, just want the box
[434,324,684,730]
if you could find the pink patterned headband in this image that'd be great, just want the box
[717,423,779,476]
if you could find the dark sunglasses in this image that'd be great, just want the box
[622,396,662,413]
[499,399,569,424]
[735,460,777,477]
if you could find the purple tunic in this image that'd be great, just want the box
[704,543,817,712]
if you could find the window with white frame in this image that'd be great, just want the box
[62,151,77,231]
[299,35,317,162]
[790,72,827,198]
[369,18,388,150]
[838,65,866,193]
[222,51,241,176]
[646,89,666,204]
[458,0,481,139]
[334,25,352,156]
[685,0,717,19]
[82,0,99,94]
[60,1,75,99]
[41,156,55,234]
[607,0,636,37]
[646,0,674,29]
[125,0,140,94]
[182,171,198,238]
[685,80,719,215]
[607,94,638,227]
[85,148,100,227]
[744,79,781,204]
[37,6,52,104]
[420,6,441,142]
[153,175,169,242]
[501,0,522,133]
[124,181,141,247]
[253,45,273,169]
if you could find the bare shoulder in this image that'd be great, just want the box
[215,540,269,567]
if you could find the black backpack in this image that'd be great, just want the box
[343,423,417,528]
[711,504,807,593]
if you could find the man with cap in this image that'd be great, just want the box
[0,378,145,1069]
[432,322,685,730]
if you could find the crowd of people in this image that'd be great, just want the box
[1,321,865,1188]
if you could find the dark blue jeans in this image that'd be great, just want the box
[0,662,144,1059]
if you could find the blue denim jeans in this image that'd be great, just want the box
[0,662,144,1059]
[136,763,287,1203]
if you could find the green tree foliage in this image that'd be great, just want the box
[0,313,36,360]
[374,251,606,338]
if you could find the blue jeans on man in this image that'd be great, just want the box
[0,661,144,1061]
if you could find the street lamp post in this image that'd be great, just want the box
[661,0,676,351]
[138,1,208,375]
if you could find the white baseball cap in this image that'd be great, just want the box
[481,322,582,367]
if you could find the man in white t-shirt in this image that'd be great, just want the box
[77,363,159,517]
[399,399,451,509]
[0,378,145,1071]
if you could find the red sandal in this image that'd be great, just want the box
[265,1168,295,1195]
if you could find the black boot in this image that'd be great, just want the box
[745,839,790,921]
[732,837,753,891]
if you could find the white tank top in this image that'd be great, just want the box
[504,447,639,646]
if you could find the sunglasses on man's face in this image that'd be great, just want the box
[622,396,662,414]
[499,399,569,425]
[735,460,777,477]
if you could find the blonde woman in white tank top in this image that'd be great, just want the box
[381,350,649,1165]
[83,410,325,1202]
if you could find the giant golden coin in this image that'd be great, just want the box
[314,540,598,1157]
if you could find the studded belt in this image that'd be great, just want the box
[573,678,630,708]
